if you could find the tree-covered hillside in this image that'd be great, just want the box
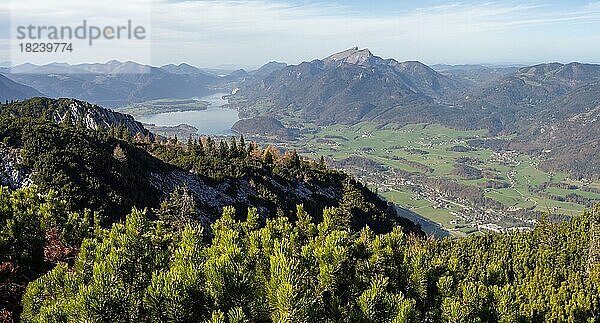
[1,97,152,139]
[0,116,167,218]
[0,108,420,320]
[0,96,418,232]
[4,186,599,322]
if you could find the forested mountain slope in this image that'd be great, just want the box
[509,80,600,178]
[0,109,415,234]
[3,186,599,322]
[231,47,467,125]
[1,97,152,138]
[0,98,423,319]
[514,105,600,179]
[459,62,600,134]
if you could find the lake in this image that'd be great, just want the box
[135,93,240,136]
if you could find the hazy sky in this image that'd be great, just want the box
[1,0,600,68]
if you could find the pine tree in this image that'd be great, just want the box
[319,155,326,169]
[289,150,301,169]
[205,137,216,155]
[219,140,229,159]
[133,132,145,143]
[588,208,600,273]
[113,144,127,163]
[247,141,257,156]
[238,135,246,155]
[229,137,238,158]
[60,110,72,127]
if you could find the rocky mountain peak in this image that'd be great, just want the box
[323,47,375,67]
[58,99,153,138]
[2,97,153,140]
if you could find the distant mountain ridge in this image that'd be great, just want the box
[2,60,287,107]
[432,64,521,89]
[0,75,42,102]
[250,61,287,79]
[232,47,466,125]
[3,61,220,107]
[230,48,600,179]
[160,63,216,76]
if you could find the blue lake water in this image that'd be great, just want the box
[135,93,240,136]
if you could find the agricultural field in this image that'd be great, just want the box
[268,122,600,236]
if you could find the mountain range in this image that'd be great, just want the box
[232,48,600,129]
[2,62,220,107]
[3,49,599,178]
[0,61,287,108]
[230,47,600,179]
[231,47,468,125]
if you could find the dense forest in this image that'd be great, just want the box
[1,185,599,322]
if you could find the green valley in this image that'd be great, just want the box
[252,122,600,236]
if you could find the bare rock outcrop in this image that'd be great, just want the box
[0,144,32,189]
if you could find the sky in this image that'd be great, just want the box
[1,0,600,68]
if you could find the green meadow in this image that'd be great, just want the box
[285,122,599,235]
